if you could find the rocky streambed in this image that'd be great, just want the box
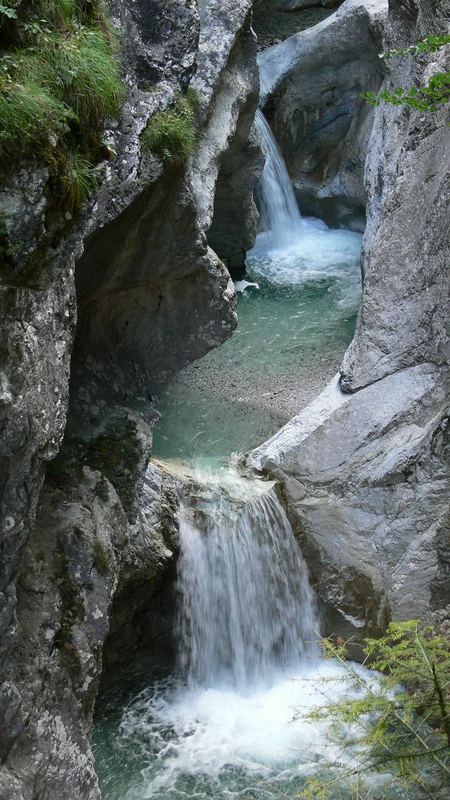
[153,222,361,465]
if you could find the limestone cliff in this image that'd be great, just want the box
[0,1,261,797]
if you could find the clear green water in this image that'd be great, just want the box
[152,226,362,465]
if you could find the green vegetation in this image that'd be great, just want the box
[299,621,450,799]
[54,546,84,647]
[365,35,450,113]
[141,87,200,163]
[0,0,122,208]
[56,148,100,211]
[87,418,141,514]
[92,538,109,576]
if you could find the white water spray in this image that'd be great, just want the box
[249,110,363,289]
[104,470,374,800]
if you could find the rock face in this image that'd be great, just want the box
[208,124,264,276]
[276,0,339,10]
[259,0,388,228]
[0,1,260,797]
[251,366,449,641]
[341,0,450,390]
[251,0,450,642]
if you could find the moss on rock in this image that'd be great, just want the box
[87,418,142,514]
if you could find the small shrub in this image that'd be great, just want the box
[365,73,450,114]
[299,621,450,799]
[365,34,450,114]
[141,88,200,163]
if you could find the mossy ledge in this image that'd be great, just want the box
[0,0,123,209]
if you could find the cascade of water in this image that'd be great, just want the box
[176,472,318,690]
[255,109,303,248]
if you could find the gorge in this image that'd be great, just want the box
[0,0,449,798]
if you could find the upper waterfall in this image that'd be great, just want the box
[255,109,303,249]
[176,470,318,690]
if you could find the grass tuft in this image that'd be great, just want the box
[141,88,200,163]
[0,56,70,157]
[57,148,100,210]
[42,28,123,133]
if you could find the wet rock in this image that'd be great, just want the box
[103,462,179,670]
[208,124,265,277]
[195,2,264,275]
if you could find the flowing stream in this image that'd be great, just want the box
[94,471,369,799]
[176,474,318,691]
[255,109,303,247]
[94,114,368,798]
[153,112,362,465]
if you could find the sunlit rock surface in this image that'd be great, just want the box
[251,365,449,639]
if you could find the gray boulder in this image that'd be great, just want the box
[250,365,449,642]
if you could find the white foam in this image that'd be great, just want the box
[118,659,372,798]
[234,280,260,293]
[247,218,362,287]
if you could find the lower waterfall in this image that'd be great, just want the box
[176,473,317,690]
[93,470,372,800]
